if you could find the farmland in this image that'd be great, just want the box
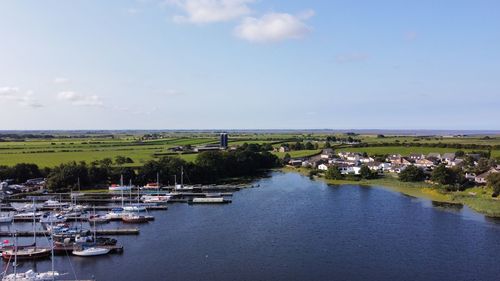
[0,131,499,168]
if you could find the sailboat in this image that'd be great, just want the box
[72,212,110,257]
[175,166,195,192]
[1,235,60,280]
[2,202,50,261]
[141,173,170,203]
[109,175,132,191]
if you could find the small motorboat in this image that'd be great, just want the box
[141,195,170,203]
[72,247,110,257]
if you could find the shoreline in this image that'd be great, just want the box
[281,167,500,218]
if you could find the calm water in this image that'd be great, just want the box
[3,171,500,281]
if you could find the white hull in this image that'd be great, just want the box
[109,186,132,191]
[72,247,110,256]
[2,270,60,281]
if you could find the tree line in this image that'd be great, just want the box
[1,148,281,192]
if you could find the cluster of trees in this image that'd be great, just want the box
[281,141,319,151]
[325,136,361,143]
[0,163,47,183]
[399,164,469,191]
[488,173,500,197]
[44,148,280,192]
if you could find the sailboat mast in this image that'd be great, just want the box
[51,221,55,275]
[157,172,160,195]
[181,166,184,186]
[32,198,36,248]
[13,233,18,277]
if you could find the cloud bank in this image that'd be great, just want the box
[234,11,314,43]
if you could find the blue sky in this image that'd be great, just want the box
[0,0,499,130]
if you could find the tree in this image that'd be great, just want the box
[399,165,425,182]
[325,165,343,180]
[324,141,331,149]
[455,150,465,158]
[487,173,500,197]
[359,165,376,179]
[431,164,454,185]
[283,153,291,163]
[305,142,314,150]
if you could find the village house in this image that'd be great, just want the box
[278,146,290,153]
[427,153,441,159]
[360,157,375,163]
[318,163,329,171]
[320,148,334,159]
[441,153,456,163]
[446,158,463,168]
[409,154,425,161]
[415,158,435,168]
[475,168,499,184]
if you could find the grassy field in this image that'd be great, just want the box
[0,132,498,167]
[272,149,321,159]
[336,146,489,156]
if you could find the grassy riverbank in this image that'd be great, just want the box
[282,167,500,217]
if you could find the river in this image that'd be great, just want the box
[3,171,500,281]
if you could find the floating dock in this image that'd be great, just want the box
[0,228,139,237]
[189,198,232,204]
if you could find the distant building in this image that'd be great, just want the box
[220,133,228,148]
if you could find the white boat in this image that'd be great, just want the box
[108,185,132,192]
[39,214,66,224]
[141,195,170,203]
[123,205,147,212]
[43,200,69,208]
[72,247,110,257]
[14,212,43,218]
[2,269,61,281]
[109,175,132,191]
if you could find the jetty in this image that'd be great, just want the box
[0,228,140,237]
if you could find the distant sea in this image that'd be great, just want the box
[0,129,499,136]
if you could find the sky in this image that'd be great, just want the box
[0,0,499,130]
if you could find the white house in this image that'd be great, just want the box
[318,163,329,171]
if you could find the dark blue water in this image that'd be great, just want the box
[3,171,500,281]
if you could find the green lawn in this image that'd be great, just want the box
[272,149,321,159]
[336,146,490,156]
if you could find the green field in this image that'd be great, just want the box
[272,149,322,159]
[0,132,498,167]
[336,146,488,156]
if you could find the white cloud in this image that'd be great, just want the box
[0,87,43,108]
[234,11,314,43]
[57,91,104,107]
[335,53,370,63]
[53,77,69,84]
[165,0,254,24]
